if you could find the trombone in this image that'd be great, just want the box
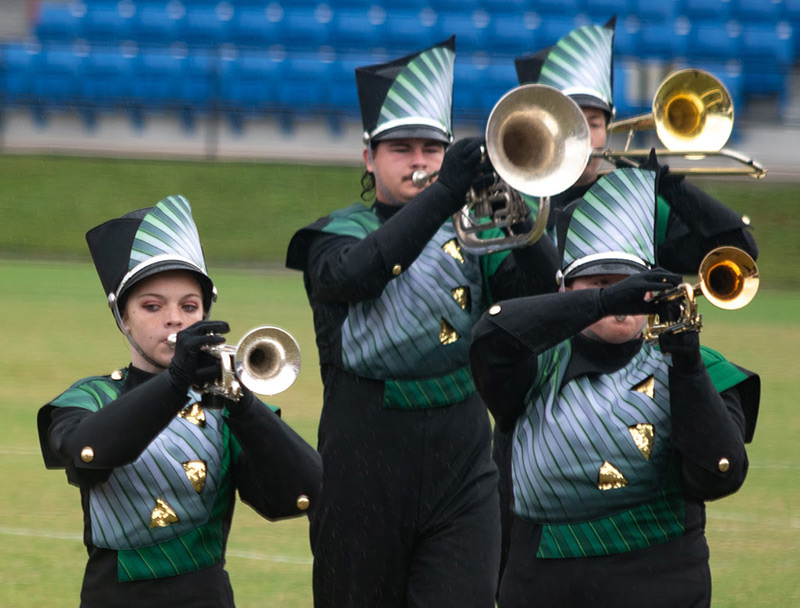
[168,326,301,400]
[600,69,767,178]
[452,83,593,254]
[643,246,759,343]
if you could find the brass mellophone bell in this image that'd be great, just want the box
[168,326,301,400]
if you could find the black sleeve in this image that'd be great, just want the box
[303,181,464,303]
[45,373,188,476]
[668,356,750,501]
[226,391,323,520]
[470,290,605,430]
[658,178,758,273]
[487,236,561,301]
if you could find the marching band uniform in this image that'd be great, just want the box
[286,38,558,607]
[490,20,760,582]
[37,196,322,608]
[469,167,759,608]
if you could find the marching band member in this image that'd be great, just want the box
[470,165,759,608]
[37,195,321,608]
[286,37,558,607]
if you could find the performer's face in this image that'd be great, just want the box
[364,138,446,205]
[121,271,205,372]
[567,274,647,344]
[576,107,608,186]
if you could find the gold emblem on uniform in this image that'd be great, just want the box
[296,495,311,511]
[178,402,206,427]
[439,318,459,345]
[597,461,629,490]
[80,447,94,463]
[632,375,655,399]
[183,460,207,493]
[150,497,179,528]
[442,238,464,264]
[628,423,655,461]
[451,286,471,312]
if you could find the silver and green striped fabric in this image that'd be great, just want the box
[512,341,683,556]
[562,168,657,270]
[129,194,207,273]
[323,204,485,408]
[537,23,614,109]
[374,43,454,140]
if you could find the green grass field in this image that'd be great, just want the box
[1,153,799,606]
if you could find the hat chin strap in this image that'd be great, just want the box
[366,143,405,207]
[110,299,168,371]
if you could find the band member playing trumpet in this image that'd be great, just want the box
[469,166,759,608]
[514,17,759,272]
[37,195,321,608]
[286,37,559,607]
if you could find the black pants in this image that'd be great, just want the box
[498,515,712,608]
[310,371,500,608]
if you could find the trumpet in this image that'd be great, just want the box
[643,246,759,343]
[600,69,766,178]
[168,326,301,400]
[453,84,593,254]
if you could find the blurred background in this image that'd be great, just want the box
[0,0,799,174]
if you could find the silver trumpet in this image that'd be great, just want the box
[168,326,301,400]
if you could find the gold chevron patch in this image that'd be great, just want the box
[629,423,655,461]
[150,497,179,528]
[598,461,629,490]
[442,238,464,264]
[632,375,655,399]
[178,402,206,427]
[451,286,471,312]
[439,318,460,345]
[183,460,207,493]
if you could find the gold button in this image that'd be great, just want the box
[718,457,730,472]
[489,304,502,316]
[392,264,402,276]
[296,495,310,511]
[80,447,95,463]
[111,369,123,380]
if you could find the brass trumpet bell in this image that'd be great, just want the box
[233,326,301,396]
[698,246,759,310]
[653,68,733,153]
[486,84,592,197]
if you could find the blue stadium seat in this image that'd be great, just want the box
[631,0,679,23]
[229,5,281,48]
[327,55,362,114]
[682,0,732,20]
[278,6,333,51]
[31,44,85,107]
[739,22,793,66]
[130,46,185,110]
[687,20,737,60]
[332,8,386,52]
[278,55,330,112]
[478,60,518,116]
[34,2,85,42]
[176,50,218,114]
[181,4,234,47]
[528,0,582,16]
[129,2,185,45]
[731,0,784,21]
[382,10,439,54]
[453,56,491,119]
[535,15,579,47]
[218,49,283,116]
[581,0,632,19]
[482,0,531,11]
[429,0,482,12]
[79,44,137,107]
[436,12,490,54]
[487,13,541,56]
[0,42,40,107]
[82,1,134,43]
[613,18,641,57]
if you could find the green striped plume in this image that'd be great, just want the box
[129,195,207,273]
[539,23,614,109]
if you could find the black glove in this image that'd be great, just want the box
[436,136,485,204]
[167,320,230,394]
[598,269,683,316]
[658,329,702,373]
